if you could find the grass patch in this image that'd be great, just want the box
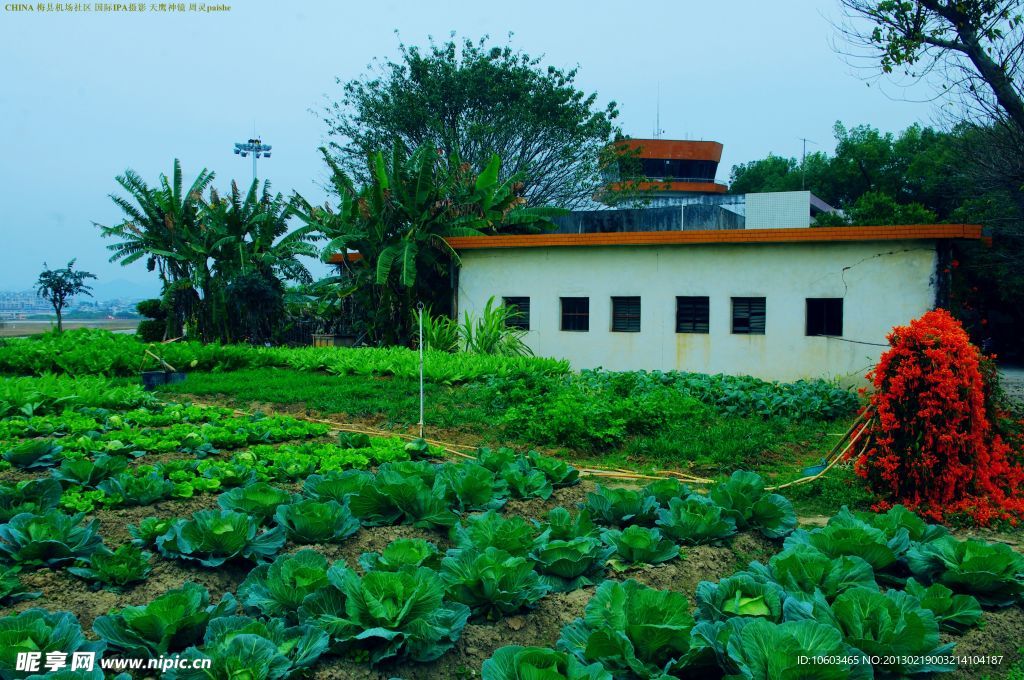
[159,367,858,484]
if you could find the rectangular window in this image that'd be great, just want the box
[732,297,766,335]
[611,296,641,332]
[806,298,843,336]
[502,297,530,330]
[560,297,589,332]
[676,296,710,333]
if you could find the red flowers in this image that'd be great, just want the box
[855,309,1024,526]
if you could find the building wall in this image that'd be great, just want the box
[456,240,939,382]
[745,191,812,229]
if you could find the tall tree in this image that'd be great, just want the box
[292,145,562,345]
[35,260,96,333]
[323,35,623,210]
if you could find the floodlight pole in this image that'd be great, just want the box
[232,137,273,183]
[417,302,425,438]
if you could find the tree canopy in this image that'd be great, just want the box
[322,35,622,210]
[36,260,96,333]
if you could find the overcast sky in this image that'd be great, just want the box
[0,0,933,294]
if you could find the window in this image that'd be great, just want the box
[560,297,589,332]
[732,297,766,335]
[676,296,710,333]
[806,298,843,337]
[611,296,641,332]
[502,297,530,330]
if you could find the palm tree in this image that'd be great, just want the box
[292,144,562,345]
[96,160,214,336]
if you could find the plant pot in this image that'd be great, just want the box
[312,333,336,348]
[141,371,187,391]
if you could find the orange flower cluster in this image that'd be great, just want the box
[856,309,1024,525]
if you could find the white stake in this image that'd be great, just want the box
[417,302,425,439]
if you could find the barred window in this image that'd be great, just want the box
[806,298,843,336]
[502,297,530,330]
[676,296,710,333]
[732,297,766,335]
[611,296,641,332]
[560,297,589,332]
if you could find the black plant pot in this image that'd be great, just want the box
[141,371,187,391]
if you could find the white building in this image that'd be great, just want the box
[449,224,982,383]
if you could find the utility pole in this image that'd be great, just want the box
[799,137,817,190]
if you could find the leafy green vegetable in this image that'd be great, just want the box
[67,544,152,590]
[217,483,297,523]
[451,511,538,557]
[529,536,612,593]
[303,470,372,503]
[128,517,173,549]
[2,440,64,469]
[655,494,737,545]
[527,451,580,488]
[784,506,910,572]
[475,447,519,472]
[93,583,237,658]
[298,565,470,665]
[167,616,329,680]
[0,609,105,679]
[696,573,787,622]
[337,432,372,449]
[537,507,601,542]
[602,526,679,571]
[829,587,955,676]
[500,459,553,500]
[905,578,984,632]
[0,510,102,567]
[584,485,659,527]
[713,617,871,680]
[907,535,1024,607]
[51,454,128,487]
[156,509,286,567]
[238,549,332,621]
[0,479,62,521]
[274,499,360,544]
[856,504,948,543]
[98,471,175,506]
[558,579,698,677]
[358,538,442,572]
[440,547,550,620]
[643,478,691,505]
[435,462,507,512]
[709,471,796,539]
[746,543,877,602]
[0,565,39,605]
[347,466,456,529]
[483,646,612,680]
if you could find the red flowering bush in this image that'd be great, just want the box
[855,309,1024,525]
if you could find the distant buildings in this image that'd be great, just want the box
[0,290,142,320]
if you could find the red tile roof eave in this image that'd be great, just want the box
[444,224,984,250]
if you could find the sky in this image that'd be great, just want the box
[0,0,935,295]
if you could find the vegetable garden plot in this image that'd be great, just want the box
[0,377,1022,678]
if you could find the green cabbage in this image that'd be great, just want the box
[0,510,102,567]
[97,471,175,506]
[527,451,580,488]
[529,536,612,592]
[67,544,152,590]
[451,510,538,556]
[584,485,659,527]
[273,499,360,544]
[2,439,63,469]
[93,583,236,658]
[558,579,698,677]
[440,547,550,619]
[156,509,285,567]
[746,543,877,602]
[483,646,612,680]
[238,549,333,621]
[696,573,787,623]
[907,535,1024,607]
[0,609,105,680]
[435,462,508,512]
[655,494,737,545]
[347,467,455,529]
[358,537,442,572]
[302,470,372,503]
[537,507,601,542]
[602,526,679,571]
[905,578,984,632]
[784,506,910,572]
[709,471,796,539]
[217,483,297,523]
[0,479,62,521]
